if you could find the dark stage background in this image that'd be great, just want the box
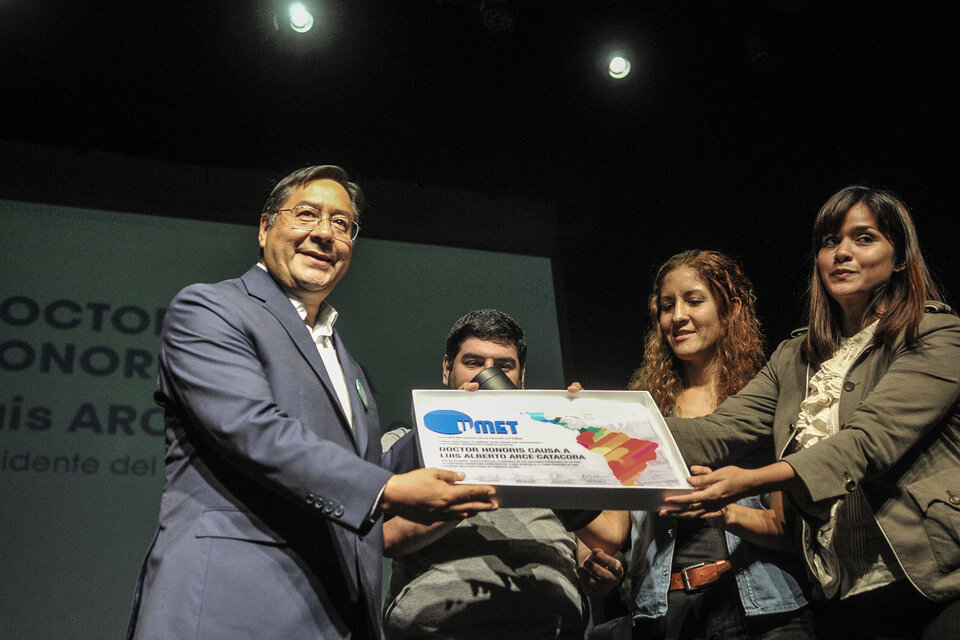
[4,0,959,386]
[2,1,959,638]
[3,0,957,387]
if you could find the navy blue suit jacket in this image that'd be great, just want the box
[129,266,417,640]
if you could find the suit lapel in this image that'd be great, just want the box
[240,266,358,448]
[335,332,370,455]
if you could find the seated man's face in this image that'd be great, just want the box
[443,337,524,389]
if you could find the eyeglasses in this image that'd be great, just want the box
[275,205,360,242]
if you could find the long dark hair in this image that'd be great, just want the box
[803,186,943,366]
[629,250,765,416]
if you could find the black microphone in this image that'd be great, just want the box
[471,366,517,390]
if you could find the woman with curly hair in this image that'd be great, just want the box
[579,250,814,639]
[629,250,766,416]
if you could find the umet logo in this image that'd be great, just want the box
[423,410,519,435]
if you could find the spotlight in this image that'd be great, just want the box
[288,2,314,33]
[608,56,631,79]
[479,0,517,36]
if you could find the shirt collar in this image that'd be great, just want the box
[256,262,338,335]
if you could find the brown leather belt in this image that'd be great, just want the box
[668,559,733,591]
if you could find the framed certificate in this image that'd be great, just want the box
[411,389,693,510]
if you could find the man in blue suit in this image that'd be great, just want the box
[127,165,497,640]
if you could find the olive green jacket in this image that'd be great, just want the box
[668,303,960,601]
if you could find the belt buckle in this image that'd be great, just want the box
[679,561,711,591]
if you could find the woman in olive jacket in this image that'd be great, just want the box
[665,186,960,639]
